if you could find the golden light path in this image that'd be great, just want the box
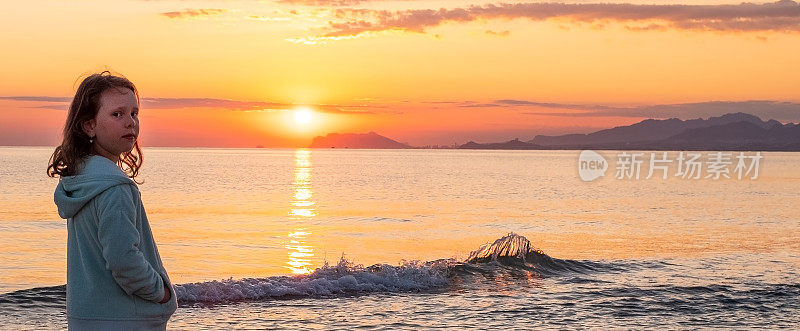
[285,149,316,274]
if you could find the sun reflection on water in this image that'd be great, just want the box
[285,149,316,274]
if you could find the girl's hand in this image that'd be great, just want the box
[158,283,171,304]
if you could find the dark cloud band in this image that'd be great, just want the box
[161,9,225,19]
[320,0,800,37]
[0,96,374,114]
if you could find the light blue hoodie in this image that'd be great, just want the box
[54,155,177,322]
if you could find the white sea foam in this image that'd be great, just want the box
[174,258,453,303]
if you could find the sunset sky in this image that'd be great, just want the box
[1,0,799,147]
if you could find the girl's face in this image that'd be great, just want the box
[81,88,139,162]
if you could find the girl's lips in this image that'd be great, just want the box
[122,135,136,140]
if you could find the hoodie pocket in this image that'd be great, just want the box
[134,273,178,319]
[159,274,178,317]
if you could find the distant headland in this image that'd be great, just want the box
[309,131,412,149]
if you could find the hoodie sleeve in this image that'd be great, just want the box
[94,184,166,303]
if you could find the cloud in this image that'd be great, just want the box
[161,9,225,19]
[8,95,797,122]
[0,96,71,102]
[486,99,800,123]
[485,29,510,36]
[313,0,800,38]
[142,98,379,114]
[0,96,377,114]
[247,15,291,22]
[461,99,619,111]
[274,0,367,6]
[142,98,281,110]
[601,101,800,122]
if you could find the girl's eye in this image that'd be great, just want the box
[132,112,138,117]
[113,112,121,117]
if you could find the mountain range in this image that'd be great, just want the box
[461,112,799,151]
[309,113,800,151]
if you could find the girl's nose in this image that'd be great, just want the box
[125,115,137,127]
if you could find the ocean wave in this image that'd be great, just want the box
[0,233,648,305]
[175,233,604,304]
[463,232,604,274]
[175,258,452,304]
[0,284,65,308]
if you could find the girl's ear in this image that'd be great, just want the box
[81,119,96,138]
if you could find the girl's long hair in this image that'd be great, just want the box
[47,71,143,181]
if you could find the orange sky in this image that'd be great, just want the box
[1,0,799,147]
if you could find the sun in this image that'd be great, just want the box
[293,107,314,125]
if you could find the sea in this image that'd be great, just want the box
[0,146,798,329]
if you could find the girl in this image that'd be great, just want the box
[49,71,177,330]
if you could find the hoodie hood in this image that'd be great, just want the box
[54,155,136,219]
